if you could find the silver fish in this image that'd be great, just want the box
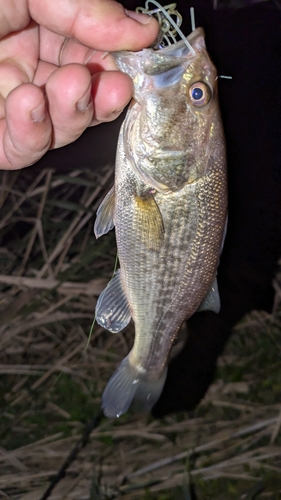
[94,27,227,418]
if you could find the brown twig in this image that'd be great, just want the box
[39,410,103,500]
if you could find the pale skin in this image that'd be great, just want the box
[0,0,159,170]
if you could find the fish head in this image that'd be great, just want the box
[113,28,225,193]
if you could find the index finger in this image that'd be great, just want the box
[29,0,159,52]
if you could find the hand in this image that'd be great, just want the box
[0,0,158,169]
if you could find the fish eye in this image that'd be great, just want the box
[189,82,211,107]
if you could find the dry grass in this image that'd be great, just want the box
[0,166,281,500]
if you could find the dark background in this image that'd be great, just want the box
[33,0,281,417]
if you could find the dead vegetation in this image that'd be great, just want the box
[0,166,281,499]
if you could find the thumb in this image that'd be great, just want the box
[29,0,159,51]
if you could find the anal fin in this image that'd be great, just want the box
[197,277,221,314]
[94,186,115,239]
[95,269,131,333]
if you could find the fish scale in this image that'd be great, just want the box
[94,27,227,417]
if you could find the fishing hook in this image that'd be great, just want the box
[136,1,196,53]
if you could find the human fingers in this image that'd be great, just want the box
[90,70,133,125]
[0,63,105,168]
[0,83,52,169]
[0,15,49,170]
[0,0,30,39]
[0,20,38,99]
[45,64,133,147]
[44,64,94,148]
[30,0,159,52]
[39,27,118,74]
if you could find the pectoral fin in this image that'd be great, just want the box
[197,277,221,314]
[94,186,115,239]
[95,269,131,333]
[134,195,164,250]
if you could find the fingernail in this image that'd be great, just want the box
[125,9,151,25]
[110,107,125,118]
[31,99,45,123]
[77,84,92,112]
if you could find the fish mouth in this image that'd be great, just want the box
[113,27,205,81]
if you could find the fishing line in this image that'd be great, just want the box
[216,75,233,80]
[136,1,196,53]
[85,316,96,352]
[190,7,196,31]
[112,251,119,276]
[84,251,119,354]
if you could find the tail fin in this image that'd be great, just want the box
[102,355,167,418]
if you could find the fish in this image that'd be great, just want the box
[94,27,227,418]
